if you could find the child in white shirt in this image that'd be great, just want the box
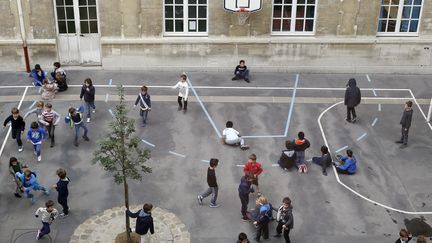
[172,73,189,113]
[222,121,249,150]
[35,200,58,240]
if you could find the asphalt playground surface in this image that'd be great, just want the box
[0,70,431,243]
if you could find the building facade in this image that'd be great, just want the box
[0,0,431,73]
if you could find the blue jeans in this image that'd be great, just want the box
[24,184,47,198]
[235,69,250,80]
[140,109,149,124]
[85,101,95,118]
[38,222,51,239]
[74,122,88,143]
[295,151,306,167]
[200,186,218,205]
[33,144,41,156]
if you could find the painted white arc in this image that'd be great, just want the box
[318,101,432,214]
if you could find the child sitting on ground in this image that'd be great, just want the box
[333,149,357,175]
[221,121,249,150]
[278,140,296,171]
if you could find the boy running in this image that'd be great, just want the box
[3,107,25,152]
[16,168,49,205]
[66,106,90,147]
[53,168,70,217]
[26,122,47,162]
[243,154,263,196]
[197,158,220,208]
[35,200,58,240]
[40,103,60,147]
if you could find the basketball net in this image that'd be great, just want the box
[235,8,251,25]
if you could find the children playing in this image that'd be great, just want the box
[221,121,249,150]
[232,60,250,83]
[244,154,264,196]
[197,158,220,208]
[312,145,333,176]
[66,106,90,147]
[274,197,294,243]
[16,168,49,205]
[277,140,296,170]
[80,78,96,122]
[53,168,70,217]
[294,131,310,173]
[9,157,24,198]
[126,203,155,243]
[40,103,61,147]
[172,73,189,113]
[134,85,152,127]
[3,107,25,152]
[333,149,357,175]
[26,121,47,162]
[24,101,44,127]
[35,200,58,240]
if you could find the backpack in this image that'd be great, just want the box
[264,203,273,219]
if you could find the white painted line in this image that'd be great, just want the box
[236,165,245,167]
[105,93,109,103]
[318,101,432,214]
[363,97,412,100]
[356,132,368,142]
[371,117,378,127]
[272,164,280,167]
[28,100,37,110]
[408,89,432,130]
[108,109,115,118]
[335,145,348,153]
[201,160,209,163]
[38,87,42,94]
[0,87,28,158]
[168,151,186,158]
[284,74,299,137]
[0,85,28,89]
[366,74,371,82]
[108,79,112,85]
[141,139,155,147]
[372,89,377,97]
[427,98,432,122]
[186,75,222,138]
[378,104,382,111]
[242,135,286,138]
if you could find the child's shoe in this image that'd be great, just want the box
[37,156,42,162]
[18,146,23,152]
[83,136,90,141]
[209,203,220,208]
[197,195,203,205]
[87,117,91,123]
[92,109,96,113]
[36,230,41,240]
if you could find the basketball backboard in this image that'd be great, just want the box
[224,0,262,12]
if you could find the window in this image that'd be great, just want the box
[79,0,99,34]
[164,0,208,35]
[56,0,76,34]
[272,0,317,35]
[378,0,423,35]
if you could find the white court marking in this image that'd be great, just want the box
[356,132,368,142]
[28,100,37,110]
[0,87,29,158]
[371,117,378,127]
[141,139,155,148]
[408,89,432,130]
[318,101,432,214]
[168,150,186,158]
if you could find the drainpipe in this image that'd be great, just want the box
[16,0,30,72]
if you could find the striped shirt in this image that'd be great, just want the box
[41,110,54,124]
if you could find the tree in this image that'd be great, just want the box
[93,85,152,243]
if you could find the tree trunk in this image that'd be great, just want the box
[124,179,131,243]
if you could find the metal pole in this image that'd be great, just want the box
[427,97,432,122]
[16,0,31,72]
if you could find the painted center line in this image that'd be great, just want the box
[141,139,155,148]
[105,93,109,103]
[356,132,368,142]
[168,151,186,158]
[335,145,349,153]
[366,74,371,82]
[371,117,378,127]
[372,89,377,97]
[378,104,382,111]
[108,109,115,118]
[284,74,299,137]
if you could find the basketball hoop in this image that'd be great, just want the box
[235,8,251,25]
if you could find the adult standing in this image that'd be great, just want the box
[344,78,361,123]
[396,100,413,149]
[172,73,189,113]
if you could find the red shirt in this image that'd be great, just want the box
[244,161,263,176]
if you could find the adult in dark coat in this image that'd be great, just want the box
[344,78,361,123]
[396,100,413,148]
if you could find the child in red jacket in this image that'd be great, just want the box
[244,154,263,196]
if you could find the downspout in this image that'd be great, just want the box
[16,0,31,72]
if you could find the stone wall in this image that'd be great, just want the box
[1,0,432,72]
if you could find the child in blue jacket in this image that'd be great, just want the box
[334,149,357,175]
[30,64,46,86]
[16,168,49,205]
[26,121,47,162]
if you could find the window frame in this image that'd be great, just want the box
[271,0,318,36]
[53,0,100,36]
[377,0,424,37]
[163,0,209,37]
